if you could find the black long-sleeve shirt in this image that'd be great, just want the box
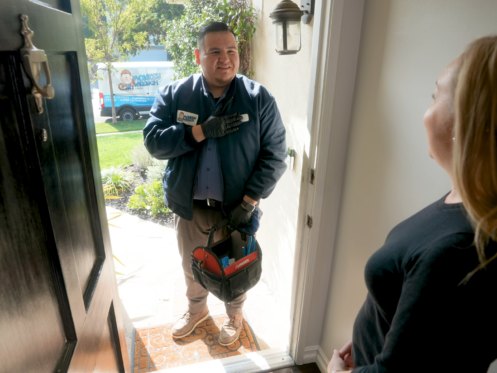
[352,195,497,372]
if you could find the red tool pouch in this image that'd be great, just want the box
[191,219,262,303]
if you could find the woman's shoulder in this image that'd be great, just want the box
[395,195,476,274]
[388,194,472,241]
[403,232,477,278]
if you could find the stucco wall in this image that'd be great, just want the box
[319,1,497,371]
[250,0,313,324]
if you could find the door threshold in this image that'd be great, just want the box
[153,347,294,373]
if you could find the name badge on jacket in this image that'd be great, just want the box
[177,110,199,126]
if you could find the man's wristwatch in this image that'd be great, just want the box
[241,200,256,212]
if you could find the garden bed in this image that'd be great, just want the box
[104,164,175,229]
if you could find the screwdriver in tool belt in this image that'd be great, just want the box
[243,236,250,257]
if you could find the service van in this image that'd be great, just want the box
[97,61,174,121]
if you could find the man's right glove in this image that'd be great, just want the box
[229,201,255,230]
[200,113,243,139]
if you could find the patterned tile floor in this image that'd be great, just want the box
[132,315,260,372]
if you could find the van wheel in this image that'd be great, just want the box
[120,108,138,121]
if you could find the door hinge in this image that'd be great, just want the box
[307,215,313,228]
[310,169,315,185]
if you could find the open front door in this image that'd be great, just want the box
[0,1,129,372]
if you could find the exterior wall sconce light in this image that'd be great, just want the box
[269,0,314,55]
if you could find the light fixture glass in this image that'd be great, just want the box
[285,21,301,51]
[273,20,301,54]
[269,0,304,55]
[274,22,284,52]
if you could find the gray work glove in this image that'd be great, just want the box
[200,113,243,139]
[229,203,253,229]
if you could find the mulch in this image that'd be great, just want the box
[104,164,175,229]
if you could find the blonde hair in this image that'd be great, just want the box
[453,36,497,282]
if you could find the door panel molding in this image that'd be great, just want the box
[108,302,126,373]
[69,263,114,371]
[29,0,72,14]
[65,51,108,309]
[32,51,106,313]
[0,51,77,373]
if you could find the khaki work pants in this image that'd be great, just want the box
[174,203,247,316]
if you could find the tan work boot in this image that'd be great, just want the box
[172,307,209,339]
[219,313,243,346]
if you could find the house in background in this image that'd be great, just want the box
[127,45,170,63]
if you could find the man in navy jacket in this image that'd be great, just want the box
[143,21,286,346]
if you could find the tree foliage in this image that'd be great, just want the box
[165,0,258,80]
[81,0,153,123]
[82,0,152,66]
[121,0,184,56]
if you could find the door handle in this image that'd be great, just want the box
[20,14,55,114]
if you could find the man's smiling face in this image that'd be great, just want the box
[195,31,239,94]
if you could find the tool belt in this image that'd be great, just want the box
[191,219,262,303]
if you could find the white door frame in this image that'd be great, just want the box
[289,0,365,366]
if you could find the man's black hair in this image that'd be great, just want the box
[197,22,236,50]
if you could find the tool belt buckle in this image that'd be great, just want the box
[207,198,214,207]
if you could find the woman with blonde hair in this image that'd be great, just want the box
[328,36,497,373]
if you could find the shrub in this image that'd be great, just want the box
[101,165,135,196]
[127,181,170,217]
[130,143,154,169]
[146,158,168,182]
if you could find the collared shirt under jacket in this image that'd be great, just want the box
[143,73,287,221]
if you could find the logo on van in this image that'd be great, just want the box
[117,70,162,91]
[177,110,199,126]
[118,70,135,91]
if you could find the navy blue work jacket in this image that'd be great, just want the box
[143,74,287,221]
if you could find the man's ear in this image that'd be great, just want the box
[194,49,201,66]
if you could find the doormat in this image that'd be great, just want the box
[132,315,260,372]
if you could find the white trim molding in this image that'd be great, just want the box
[301,345,331,373]
[316,346,330,373]
[303,345,319,364]
[289,0,365,365]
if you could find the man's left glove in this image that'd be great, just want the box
[229,201,255,229]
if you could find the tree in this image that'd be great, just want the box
[121,0,184,56]
[165,0,258,80]
[81,0,152,124]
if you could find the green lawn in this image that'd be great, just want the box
[95,119,147,134]
[97,132,143,170]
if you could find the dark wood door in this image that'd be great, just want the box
[0,1,129,372]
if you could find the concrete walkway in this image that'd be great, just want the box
[106,207,290,363]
